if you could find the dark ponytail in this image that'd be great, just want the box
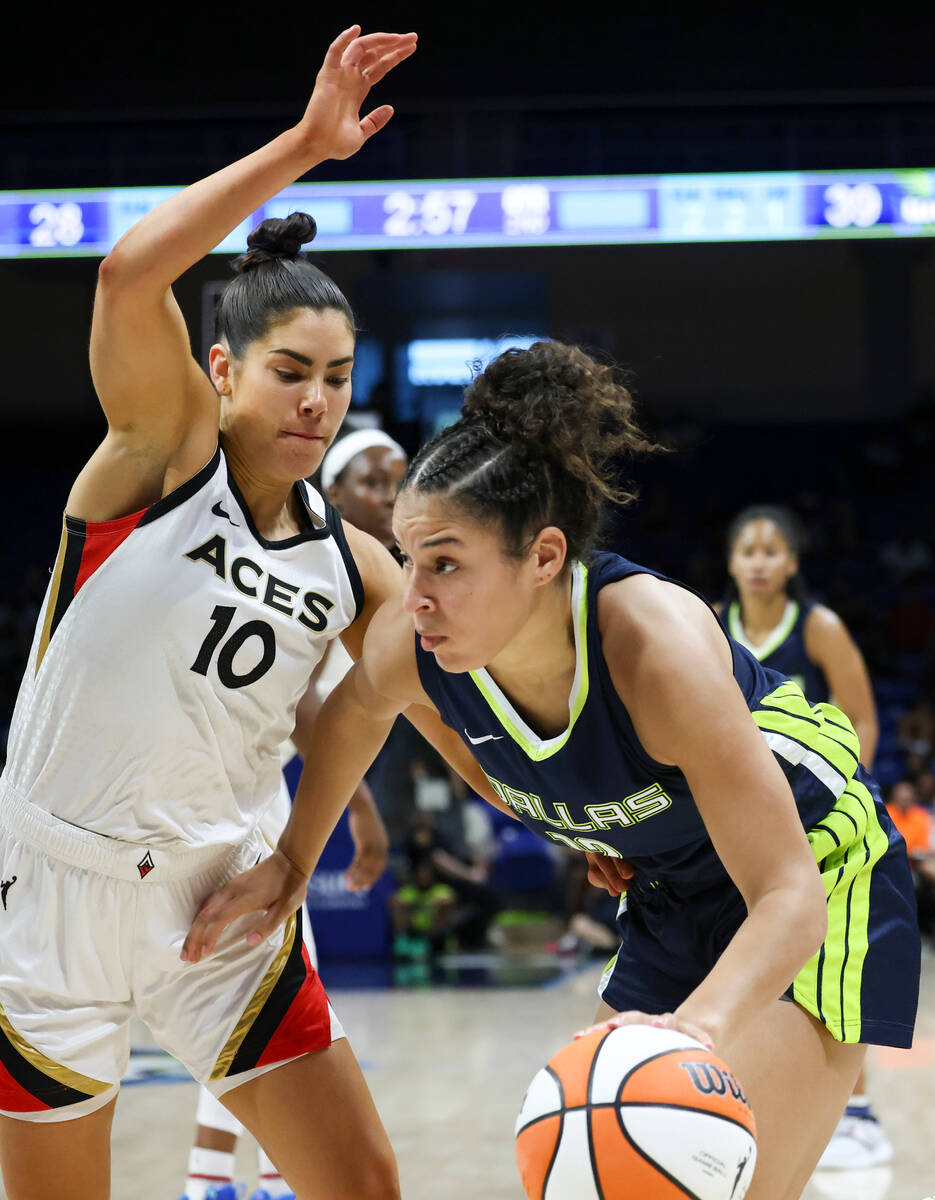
[214,212,355,357]
[401,340,661,561]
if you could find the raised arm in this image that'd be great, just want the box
[804,604,879,768]
[72,27,417,521]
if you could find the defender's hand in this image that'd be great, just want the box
[298,25,418,162]
[181,850,308,963]
[585,851,634,897]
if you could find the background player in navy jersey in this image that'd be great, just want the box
[0,26,509,1200]
[186,340,920,1200]
[180,429,406,1200]
[721,505,878,768]
[720,504,889,1172]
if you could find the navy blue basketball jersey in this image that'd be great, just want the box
[725,599,829,703]
[416,552,863,890]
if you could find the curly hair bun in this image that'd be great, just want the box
[462,340,657,505]
[234,212,318,273]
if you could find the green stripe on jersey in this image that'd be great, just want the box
[758,683,861,761]
[792,776,890,1041]
[752,681,861,790]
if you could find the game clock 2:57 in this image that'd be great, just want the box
[382,188,478,237]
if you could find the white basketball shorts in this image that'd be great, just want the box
[0,783,342,1122]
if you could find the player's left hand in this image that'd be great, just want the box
[574,1010,715,1053]
[181,849,308,963]
[297,25,418,162]
[345,790,390,891]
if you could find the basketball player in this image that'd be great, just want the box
[180,430,406,1200]
[721,505,889,1171]
[186,341,920,1200]
[721,505,878,767]
[0,27,503,1200]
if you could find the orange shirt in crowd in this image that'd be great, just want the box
[886,803,934,857]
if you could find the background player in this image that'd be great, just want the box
[185,340,920,1200]
[0,27,504,1200]
[721,503,889,1171]
[180,429,406,1200]
[722,505,878,764]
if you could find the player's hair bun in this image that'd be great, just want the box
[463,340,656,506]
[233,212,318,272]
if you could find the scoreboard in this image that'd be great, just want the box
[3,170,935,257]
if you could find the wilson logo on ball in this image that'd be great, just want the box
[679,1061,749,1104]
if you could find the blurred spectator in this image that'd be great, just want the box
[885,779,935,940]
[899,693,935,762]
[914,769,935,808]
[886,780,933,855]
[390,856,456,961]
[553,850,619,956]
[402,778,500,951]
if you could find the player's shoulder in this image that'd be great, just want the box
[802,601,855,659]
[596,572,731,703]
[597,572,714,647]
[803,601,843,632]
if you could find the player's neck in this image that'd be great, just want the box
[484,574,577,737]
[225,448,303,540]
[739,591,792,641]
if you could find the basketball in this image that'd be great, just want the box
[515,1024,757,1200]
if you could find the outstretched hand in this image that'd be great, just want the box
[181,849,309,964]
[298,25,418,162]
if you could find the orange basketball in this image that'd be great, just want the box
[515,1024,757,1200]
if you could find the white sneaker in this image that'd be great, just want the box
[816,1109,894,1170]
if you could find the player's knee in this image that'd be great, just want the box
[350,1142,400,1200]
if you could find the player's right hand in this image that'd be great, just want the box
[297,25,418,162]
[181,849,309,963]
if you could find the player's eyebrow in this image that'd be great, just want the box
[421,537,464,548]
[268,349,354,368]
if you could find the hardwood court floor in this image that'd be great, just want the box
[3,947,933,1199]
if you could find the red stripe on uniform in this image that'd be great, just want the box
[255,944,332,1069]
[0,1058,51,1113]
[73,508,147,595]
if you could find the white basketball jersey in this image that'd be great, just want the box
[4,446,361,849]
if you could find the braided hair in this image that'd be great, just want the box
[401,340,660,562]
[214,212,355,358]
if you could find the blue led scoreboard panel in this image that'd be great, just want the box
[2,170,934,257]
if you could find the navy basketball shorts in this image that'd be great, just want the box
[599,774,920,1049]
[0,784,342,1122]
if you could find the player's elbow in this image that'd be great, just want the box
[97,245,154,296]
[97,248,130,289]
